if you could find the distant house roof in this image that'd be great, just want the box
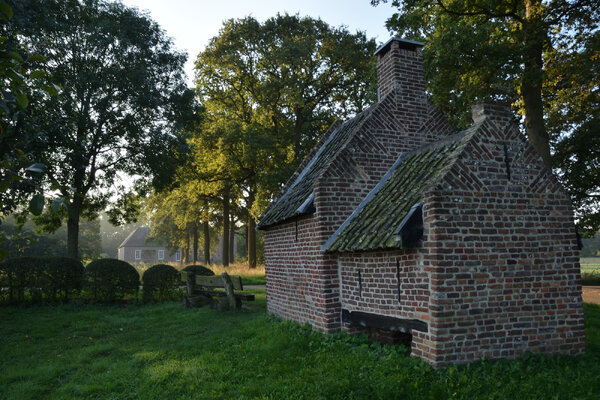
[323,122,481,253]
[258,106,375,229]
[118,227,159,248]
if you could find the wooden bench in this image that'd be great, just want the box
[182,271,255,310]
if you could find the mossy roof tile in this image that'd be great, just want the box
[258,108,373,229]
[324,125,478,253]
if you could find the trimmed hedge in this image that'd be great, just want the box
[0,256,84,304]
[142,264,181,302]
[83,258,139,302]
[181,264,215,276]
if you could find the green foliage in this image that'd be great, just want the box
[0,256,83,304]
[181,264,215,276]
[0,300,599,398]
[373,0,600,233]
[7,0,195,258]
[83,258,139,302]
[141,264,181,302]
[0,1,53,219]
[582,235,600,257]
[0,215,102,261]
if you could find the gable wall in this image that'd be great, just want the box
[423,116,585,367]
[264,93,452,333]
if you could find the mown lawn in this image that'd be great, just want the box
[1,294,599,399]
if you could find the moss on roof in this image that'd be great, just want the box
[257,108,373,229]
[324,126,477,253]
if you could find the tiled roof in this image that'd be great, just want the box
[257,107,374,229]
[323,124,479,253]
[118,227,155,248]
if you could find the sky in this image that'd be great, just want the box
[119,0,398,85]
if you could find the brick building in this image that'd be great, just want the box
[257,38,585,368]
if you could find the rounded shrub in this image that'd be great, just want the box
[0,256,84,304]
[83,258,139,302]
[181,264,215,276]
[142,264,181,302]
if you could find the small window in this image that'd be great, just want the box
[134,249,141,260]
[175,249,181,262]
[158,249,165,260]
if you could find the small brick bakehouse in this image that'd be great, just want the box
[257,38,585,368]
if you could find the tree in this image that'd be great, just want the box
[9,0,194,259]
[0,215,101,260]
[372,0,600,233]
[195,14,377,267]
[0,1,57,219]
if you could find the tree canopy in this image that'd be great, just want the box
[0,1,56,219]
[373,0,600,234]
[7,0,195,258]
[190,14,377,266]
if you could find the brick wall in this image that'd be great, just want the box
[422,110,585,367]
[263,40,454,335]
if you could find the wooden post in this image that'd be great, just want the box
[186,271,196,296]
[220,272,239,310]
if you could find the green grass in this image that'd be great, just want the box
[1,296,600,399]
[581,257,600,285]
[239,275,266,285]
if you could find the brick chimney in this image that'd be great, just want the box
[375,37,427,126]
[471,101,514,124]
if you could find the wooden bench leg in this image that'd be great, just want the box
[186,271,196,296]
[221,272,241,310]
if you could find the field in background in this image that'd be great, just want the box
[581,257,600,285]
[581,257,600,271]
[131,262,266,285]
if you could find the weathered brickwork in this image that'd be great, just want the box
[261,38,584,368]
[420,111,585,367]
[263,39,455,335]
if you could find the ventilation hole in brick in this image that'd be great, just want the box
[368,328,412,347]
[503,142,511,181]
[358,270,362,299]
[396,259,401,302]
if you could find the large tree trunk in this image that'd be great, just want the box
[203,220,211,265]
[192,223,198,263]
[66,196,82,260]
[222,190,230,267]
[184,229,190,264]
[522,0,551,167]
[247,184,256,268]
[229,216,235,263]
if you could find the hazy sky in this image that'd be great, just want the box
[119,0,398,85]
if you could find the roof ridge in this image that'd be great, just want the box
[419,118,485,195]
[258,103,380,229]
[321,151,407,252]
[314,102,382,183]
[323,120,484,253]
[118,226,150,248]
[258,119,342,222]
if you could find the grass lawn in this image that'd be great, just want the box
[581,257,600,285]
[1,294,599,399]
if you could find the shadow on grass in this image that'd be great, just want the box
[1,296,599,399]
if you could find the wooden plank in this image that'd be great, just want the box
[341,309,428,333]
[194,274,243,290]
[221,273,239,309]
[235,293,255,301]
[193,289,254,301]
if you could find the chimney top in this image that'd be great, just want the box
[375,37,425,56]
[471,101,513,123]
